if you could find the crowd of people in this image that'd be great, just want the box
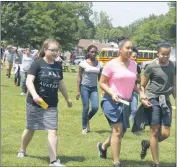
[1,39,176,167]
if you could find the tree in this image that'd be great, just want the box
[1,2,95,50]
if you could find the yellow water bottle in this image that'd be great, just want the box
[39,98,48,110]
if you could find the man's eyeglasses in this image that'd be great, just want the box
[159,54,170,58]
[48,49,59,53]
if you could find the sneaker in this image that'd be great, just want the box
[151,164,160,167]
[82,128,88,134]
[17,151,26,158]
[140,140,150,159]
[97,142,107,159]
[49,159,65,167]
[112,162,123,167]
[20,92,26,96]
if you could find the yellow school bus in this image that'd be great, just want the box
[97,48,157,66]
[137,50,157,64]
[97,47,119,66]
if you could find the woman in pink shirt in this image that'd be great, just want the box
[97,39,137,167]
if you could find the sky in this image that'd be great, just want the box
[92,2,170,27]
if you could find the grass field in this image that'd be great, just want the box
[1,68,176,167]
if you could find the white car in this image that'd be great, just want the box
[73,56,85,65]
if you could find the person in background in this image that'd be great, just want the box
[3,45,16,78]
[13,48,23,86]
[17,39,72,167]
[20,48,38,96]
[139,43,176,167]
[129,47,141,127]
[97,39,137,167]
[76,45,103,134]
[55,52,67,65]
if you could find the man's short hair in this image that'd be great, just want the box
[156,43,172,52]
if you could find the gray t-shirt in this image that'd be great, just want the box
[13,51,23,65]
[79,60,103,87]
[20,51,38,72]
[144,60,176,100]
[4,51,15,63]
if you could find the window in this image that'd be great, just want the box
[154,53,158,58]
[113,51,118,57]
[144,53,148,58]
[149,53,153,59]
[138,53,143,58]
[100,51,107,57]
[108,51,112,57]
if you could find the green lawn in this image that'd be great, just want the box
[1,68,176,167]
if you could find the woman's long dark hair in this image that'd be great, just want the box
[85,45,97,59]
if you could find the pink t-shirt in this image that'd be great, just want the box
[102,59,137,100]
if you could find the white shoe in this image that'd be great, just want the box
[17,151,26,158]
[20,92,26,96]
[49,159,65,167]
[82,128,88,134]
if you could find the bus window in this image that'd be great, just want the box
[144,53,148,58]
[100,51,107,57]
[113,51,118,57]
[108,51,112,57]
[138,53,143,58]
[154,53,157,58]
[149,53,153,59]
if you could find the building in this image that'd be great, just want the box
[76,39,113,56]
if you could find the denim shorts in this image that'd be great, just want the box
[101,99,124,126]
[104,113,123,126]
[148,98,172,127]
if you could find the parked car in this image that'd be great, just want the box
[73,56,85,65]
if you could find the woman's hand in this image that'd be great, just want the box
[111,93,120,103]
[141,98,152,108]
[76,92,80,100]
[66,99,72,108]
[33,95,41,104]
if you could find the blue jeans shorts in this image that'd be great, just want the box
[148,98,172,127]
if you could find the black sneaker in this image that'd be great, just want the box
[97,142,107,159]
[151,164,160,167]
[112,162,123,167]
[140,140,150,159]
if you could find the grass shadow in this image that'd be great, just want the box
[26,155,49,162]
[1,85,10,87]
[59,155,85,163]
[93,130,111,134]
[121,159,176,167]
[26,155,85,164]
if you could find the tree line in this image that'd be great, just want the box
[1,2,176,51]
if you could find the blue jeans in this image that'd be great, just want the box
[80,85,99,129]
[130,92,138,125]
[14,65,21,86]
[21,71,27,93]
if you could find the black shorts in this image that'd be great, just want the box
[148,98,172,127]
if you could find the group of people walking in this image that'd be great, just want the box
[4,38,175,167]
[2,45,39,95]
